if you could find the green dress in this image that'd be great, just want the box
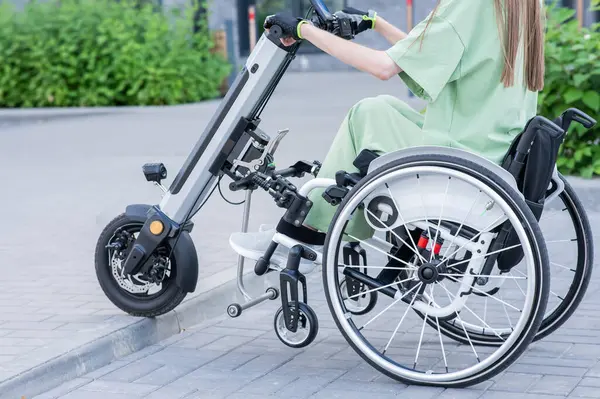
[303,0,540,239]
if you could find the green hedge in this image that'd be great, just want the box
[540,4,600,177]
[0,0,231,107]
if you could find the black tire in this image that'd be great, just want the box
[94,213,187,317]
[273,302,319,348]
[419,173,593,346]
[534,174,593,340]
[322,154,550,387]
[340,276,378,315]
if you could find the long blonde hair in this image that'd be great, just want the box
[423,0,545,91]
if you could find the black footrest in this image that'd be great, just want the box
[323,185,349,206]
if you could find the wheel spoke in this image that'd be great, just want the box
[385,184,427,263]
[340,264,416,271]
[500,291,514,331]
[443,286,480,362]
[347,233,417,269]
[551,261,576,272]
[440,243,522,270]
[383,283,421,354]
[414,285,435,369]
[431,286,449,372]
[464,284,522,312]
[546,239,577,244]
[415,175,434,246]
[509,272,527,297]
[358,283,422,330]
[438,214,507,267]
[349,276,415,300]
[439,273,526,280]
[431,177,451,262]
[441,191,482,260]
[365,207,426,264]
[438,282,505,341]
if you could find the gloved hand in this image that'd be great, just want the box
[264,12,311,40]
[334,7,377,35]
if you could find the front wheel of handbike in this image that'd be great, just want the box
[322,154,550,387]
[94,213,187,317]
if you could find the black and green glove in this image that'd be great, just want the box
[264,12,311,40]
[334,7,377,35]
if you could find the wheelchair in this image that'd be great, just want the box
[93,0,596,388]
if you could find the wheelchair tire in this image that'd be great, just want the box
[534,174,593,340]
[94,213,187,317]
[322,153,550,387]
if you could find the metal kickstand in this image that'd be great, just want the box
[226,190,279,318]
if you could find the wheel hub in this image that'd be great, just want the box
[417,260,443,284]
[108,230,170,295]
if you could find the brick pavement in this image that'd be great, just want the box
[2,71,599,397]
[31,206,600,399]
[0,72,425,391]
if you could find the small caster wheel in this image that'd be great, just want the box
[340,277,378,315]
[266,287,279,300]
[274,302,318,348]
[227,303,242,318]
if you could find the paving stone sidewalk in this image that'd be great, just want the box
[0,72,427,395]
[32,235,600,399]
[3,71,600,398]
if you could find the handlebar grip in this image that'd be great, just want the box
[269,24,284,39]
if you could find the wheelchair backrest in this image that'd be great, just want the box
[500,115,565,219]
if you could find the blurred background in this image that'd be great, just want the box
[0,0,598,177]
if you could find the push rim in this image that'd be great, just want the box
[323,161,544,385]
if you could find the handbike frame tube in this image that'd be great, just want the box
[159,31,297,224]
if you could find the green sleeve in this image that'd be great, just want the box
[385,14,465,103]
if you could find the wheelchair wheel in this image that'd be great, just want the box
[413,173,593,345]
[535,174,593,340]
[322,154,549,387]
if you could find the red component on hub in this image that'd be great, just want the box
[433,240,442,255]
[417,233,429,249]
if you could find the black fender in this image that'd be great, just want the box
[124,204,198,293]
[125,204,153,222]
[125,204,195,232]
[168,230,198,293]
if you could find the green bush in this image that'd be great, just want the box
[540,3,600,177]
[0,0,231,107]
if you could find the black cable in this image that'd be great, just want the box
[218,177,245,205]
[165,176,220,263]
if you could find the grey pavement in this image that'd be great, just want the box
[0,72,425,396]
[30,212,600,399]
[1,71,599,398]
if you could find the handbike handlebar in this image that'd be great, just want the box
[267,0,356,42]
[309,0,334,23]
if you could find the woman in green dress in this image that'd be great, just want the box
[230,0,545,273]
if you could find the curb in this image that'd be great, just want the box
[0,100,222,126]
[0,267,275,399]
